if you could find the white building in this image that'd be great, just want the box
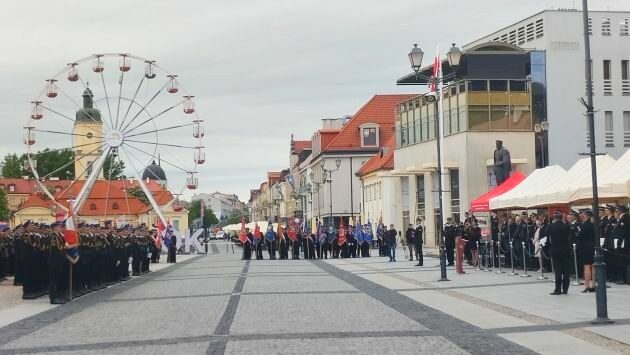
[191,191,244,220]
[467,9,630,168]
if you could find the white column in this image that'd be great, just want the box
[442,169,452,223]
[394,176,403,232]
[381,176,397,228]
[408,174,417,224]
[423,171,436,248]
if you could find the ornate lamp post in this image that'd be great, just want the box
[533,121,549,168]
[321,159,341,227]
[406,42,462,281]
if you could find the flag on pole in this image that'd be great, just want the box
[265,221,275,242]
[155,219,164,248]
[253,222,261,245]
[287,217,297,241]
[365,218,374,243]
[354,217,363,245]
[318,221,326,244]
[429,45,440,92]
[338,218,347,246]
[276,219,284,240]
[63,209,80,264]
[239,217,249,244]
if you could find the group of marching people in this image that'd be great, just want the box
[0,220,176,304]
[239,219,379,260]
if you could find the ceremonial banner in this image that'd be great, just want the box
[338,218,347,246]
[238,217,249,244]
[355,218,364,245]
[265,221,275,242]
[287,218,297,242]
[63,210,80,264]
[253,222,261,245]
[318,222,326,244]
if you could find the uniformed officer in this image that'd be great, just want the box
[548,211,572,295]
[405,224,415,261]
[48,221,68,304]
[444,218,457,266]
[577,209,596,293]
[415,219,424,266]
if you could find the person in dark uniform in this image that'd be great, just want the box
[242,228,253,260]
[385,224,397,262]
[567,210,581,278]
[444,218,457,266]
[307,233,316,259]
[279,231,289,260]
[293,232,302,260]
[613,205,630,284]
[48,221,68,304]
[577,209,596,293]
[347,229,357,258]
[405,224,415,261]
[414,219,424,266]
[377,224,386,257]
[168,230,177,263]
[254,230,264,260]
[265,225,276,260]
[548,211,572,295]
[601,205,617,281]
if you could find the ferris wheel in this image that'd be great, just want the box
[24,53,205,225]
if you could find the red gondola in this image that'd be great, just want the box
[30,101,43,120]
[144,60,156,79]
[46,79,58,98]
[183,96,195,114]
[195,151,205,164]
[186,176,198,189]
[93,55,104,72]
[119,54,131,72]
[172,198,184,212]
[166,75,178,93]
[24,130,35,145]
[67,63,79,81]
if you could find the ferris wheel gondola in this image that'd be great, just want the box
[25,53,205,226]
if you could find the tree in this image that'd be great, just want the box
[2,153,25,178]
[188,200,218,227]
[0,188,9,221]
[127,186,150,205]
[103,153,125,180]
[21,149,75,180]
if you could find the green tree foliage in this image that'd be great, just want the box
[29,149,75,180]
[0,188,9,221]
[103,153,125,180]
[188,200,218,227]
[1,153,25,178]
[127,186,150,205]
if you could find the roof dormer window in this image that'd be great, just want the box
[8,184,15,192]
[360,123,379,147]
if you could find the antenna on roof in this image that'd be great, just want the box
[158,153,161,166]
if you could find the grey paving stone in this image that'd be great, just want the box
[242,275,357,293]
[224,336,468,355]
[230,293,426,335]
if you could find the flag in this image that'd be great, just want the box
[338,218,347,246]
[276,220,284,240]
[317,222,326,244]
[155,219,164,248]
[429,45,440,92]
[287,218,297,242]
[253,222,261,245]
[365,218,374,243]
[239,217,249,244]
[63,210,80,264]
[354,217,363,245]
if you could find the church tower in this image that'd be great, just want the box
[73,87,104,179]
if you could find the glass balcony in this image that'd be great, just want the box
[395,79,532,148]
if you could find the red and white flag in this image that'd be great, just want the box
[64,209,80,264]
[239,217,249,244]
[429,46,441,92]
[338,218,347,246]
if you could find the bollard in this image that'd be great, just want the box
[483,241,492,272]
[509,241,518,276]
[537,249,548,280]
[492,241,495,268]
[476,241,482,271]
[572,243,581,286]
[591,249,614,324]
[521,242,530,278]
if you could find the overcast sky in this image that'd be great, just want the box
[1,0,628,202]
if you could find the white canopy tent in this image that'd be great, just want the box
[528,155,616,208]
[569,149,630,203]
[489,165,567,210]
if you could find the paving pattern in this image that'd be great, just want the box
[0,242,628,354]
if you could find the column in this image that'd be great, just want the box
[394,176,403,232]
[408,174,417,224]
[442,169,452,224]
[423,171,436,248]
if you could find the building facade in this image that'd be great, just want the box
[192,191,245,220]
[467,9,630,169]
[393,43,537,246]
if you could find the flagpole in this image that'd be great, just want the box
[68,263,73,301]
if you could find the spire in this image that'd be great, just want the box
[82,85,94,109]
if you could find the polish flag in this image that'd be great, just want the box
[239,217,249,244]
[429,47,441,92]
[64,209,80,264]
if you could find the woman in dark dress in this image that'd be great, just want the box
[577,210,596,292]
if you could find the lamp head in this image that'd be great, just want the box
[446,43,462,67]
[408,44,424,72]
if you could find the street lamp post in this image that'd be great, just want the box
[322,159,341,228]
[581,0,612,325]
[407,43,461,281]
[533,121,549,168]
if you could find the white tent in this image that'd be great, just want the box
[569,149,630,202]
[527,155,616,208]
[489,165,567,210]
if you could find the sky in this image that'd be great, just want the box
[1,0,628,202]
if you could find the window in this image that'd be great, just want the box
[588,18,593,35]
[90,203,97,210]
[416,175,425,220]
[605,111,614,147]
[86,132,93,139]
[86,161,93,177]
[603,60,612,80]
[510,80,528,91]
[468,105,490,130]
[8,184,15,192]
[489,80,508,91]
[622,18,629,36]
[450,169,460,223]
[622,60,629,80]
[602,18,611,36]
[490,106,509,129]
[469,80,487,92]
[535,19,544,38]
[361,126,378,147]
[624,112,630,147]
[112,202,119,210]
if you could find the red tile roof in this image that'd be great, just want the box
[322,94,414,152]
[356,135,395,177]
[291,140,312,154]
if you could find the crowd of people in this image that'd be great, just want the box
[0,220,175,304]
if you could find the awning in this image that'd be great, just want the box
[470,171,525,212]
